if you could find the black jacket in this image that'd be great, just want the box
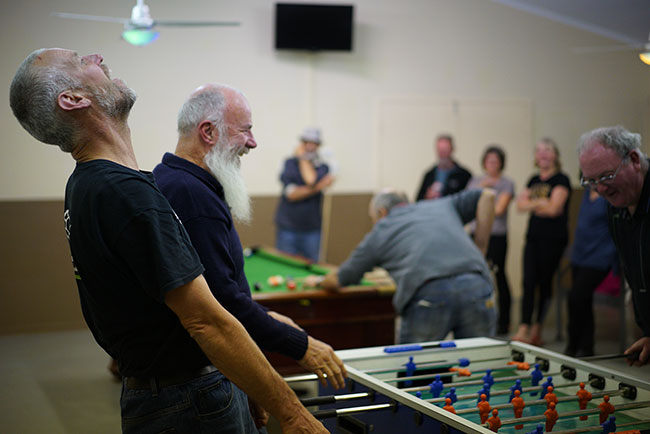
[416,162,472,201]
[608,164,650,336]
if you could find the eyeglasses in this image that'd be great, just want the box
[580,156,628,188]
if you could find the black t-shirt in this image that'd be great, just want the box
[64,160,205,377]
[525,172,572,240]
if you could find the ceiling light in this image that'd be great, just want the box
[121,29,159,46]
[640,53,650,65]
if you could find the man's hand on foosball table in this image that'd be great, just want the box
[625,336,650,366]
[298,336,347,389]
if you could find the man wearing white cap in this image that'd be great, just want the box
[274,127,334,261]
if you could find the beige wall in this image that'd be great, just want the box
[1,1,648,332]
[2,0,648,201]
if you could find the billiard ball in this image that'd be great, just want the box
[243,248,253,257]
[267,275,284,287]
[253,282,262,292]
[287,281,297,290]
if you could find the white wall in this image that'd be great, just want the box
[2,0,649,200]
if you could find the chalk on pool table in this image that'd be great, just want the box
[253,282,262,291]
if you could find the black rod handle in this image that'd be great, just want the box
[311,409,338,420]
[301,395,337,407]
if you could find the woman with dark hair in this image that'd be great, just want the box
[513,138,571,345]
[467,145,515,334]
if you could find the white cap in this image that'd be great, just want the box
[300,127,322,144]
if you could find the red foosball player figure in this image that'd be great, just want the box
[477,393,491,424]
[576,382,593,421]
[443,397,456,414]
[486,408,501,432]
[544,401,559,432]
[599,395,615,424]
[449,367,472,376]
[544,386,558,409]
[511,389,526,429]
[507,361,531,370]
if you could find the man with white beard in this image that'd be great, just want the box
[153,84,346,403]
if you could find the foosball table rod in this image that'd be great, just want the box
[362,356,511,375]
[495,399,650,427]
[284,373,324,383]
[552,419,650,434]
[301,392,371,407]
[433,381,621,406]
[385,366,558,385]
[310,402,396,420]
[455,389,623,415]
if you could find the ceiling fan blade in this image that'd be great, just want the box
[52,12,130,25]
[153,19,241,27]
[572,43,644,54]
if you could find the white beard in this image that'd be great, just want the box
[204,140,252,224]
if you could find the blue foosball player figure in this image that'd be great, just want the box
[445,387,457,404]
[509,379,522,402]
[530,363,543,396]
[404,356,416,386]
[540,376,554,400]
[482,369,494,388]
[601,415,616,434]
[429,375,444,398]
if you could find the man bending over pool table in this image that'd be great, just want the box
[154,84,346,392]
[313,188,497,343]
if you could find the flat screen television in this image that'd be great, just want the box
[275,3,354,51]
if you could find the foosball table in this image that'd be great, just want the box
[288,338,650,433]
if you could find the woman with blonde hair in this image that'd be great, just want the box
[513,138,571,345]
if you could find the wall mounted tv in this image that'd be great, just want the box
[275,3,354,51]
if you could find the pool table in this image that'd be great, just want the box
[244,246,396,375]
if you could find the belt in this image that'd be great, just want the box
[124,365,219,390]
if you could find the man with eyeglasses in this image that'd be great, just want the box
[578,125,650,366]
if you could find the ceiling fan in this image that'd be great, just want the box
[572,33,650,66]
[52,0,240,46]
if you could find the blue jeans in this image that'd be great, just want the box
[399,273,496,344]
[276,228,321,262]
[121,369,265,434]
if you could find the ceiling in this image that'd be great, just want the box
[488,0,650,46]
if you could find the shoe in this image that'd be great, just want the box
[564,344,577,357]
[510,324,531,343]
[529,324,544,347]
[575,349,594,358]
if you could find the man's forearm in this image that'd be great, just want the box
[165,276,323,430]
[474,189,496,256]
[286,184,320,201]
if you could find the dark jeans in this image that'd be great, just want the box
[399,273,496,343]
[121,369,262,434]
[487,235,511,333]
[276,228,321,262]
[566,265,609,357]
[521,237,567,325]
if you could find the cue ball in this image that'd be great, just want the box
[243,248,252,257]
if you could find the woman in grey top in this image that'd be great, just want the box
[467,146,515,335]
